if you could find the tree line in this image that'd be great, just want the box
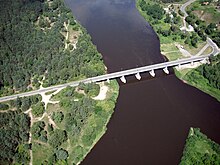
[196,54,220,90]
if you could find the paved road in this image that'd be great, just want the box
[180,0,220,56]
[207,37,220,56]
[180,0,196,31]
[180,0,196,17]
[0,55,210,103]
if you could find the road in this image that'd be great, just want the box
[180,0,196,18]
[180,0,196,31]
[207,37,220,56]
[0,55,211,103]
[179,0,220,56]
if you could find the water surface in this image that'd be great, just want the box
[65,0,220,164]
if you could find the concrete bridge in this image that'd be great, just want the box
[0,54,210,102]
[84,54,209,83]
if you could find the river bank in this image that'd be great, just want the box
[136,0,220,102]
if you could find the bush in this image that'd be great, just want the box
[48,129,67,148]
[0,103,9,110]
[52,112,64,123]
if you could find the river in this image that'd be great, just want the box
[64,0,220,164]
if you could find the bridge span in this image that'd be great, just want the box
[0,54,210,102]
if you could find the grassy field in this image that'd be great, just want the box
[32,142,54,165]
[187,1,220,25]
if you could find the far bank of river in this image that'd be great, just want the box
[65,0,220,164]
[136,0,220,102]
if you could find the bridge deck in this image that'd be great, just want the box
[0,54,210,102]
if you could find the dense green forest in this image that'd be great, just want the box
[180,128,220,164]
[0,95,42,164]
[0,0,105,96]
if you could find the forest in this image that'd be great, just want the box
[180,128,220,165]
[0,94,41,164]
[0,0,105,96]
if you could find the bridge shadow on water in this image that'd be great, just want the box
[116,68,175,86]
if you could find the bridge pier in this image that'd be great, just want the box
[107,79,110,83]
[120,76,126,83]
[191,61,194,66]
[163,67,169,74]
[149,70,155,77]
[135,72,141,80]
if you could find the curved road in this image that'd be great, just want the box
[180,0,196,17]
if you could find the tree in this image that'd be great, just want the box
[164,14,171,23]
[52,112,64,123]
[48,129,67,148]
[47,124,54,133]
[0,103,9,110]
[21,97,31,111]
[56,148,68,160]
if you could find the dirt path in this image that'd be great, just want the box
[24,109,33,165]
[64,21,70,49]
[92,82,109,101]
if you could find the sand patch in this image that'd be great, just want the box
[93,82,109,101]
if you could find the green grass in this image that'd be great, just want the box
[161,43,182,60]
[32,142,54,165]
[45,90,56,95]
[180,128,220,165]
[203,46,213,55]
[184,41,207,55]
[187,1,220,24]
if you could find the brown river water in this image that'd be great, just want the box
[65,0,220,164]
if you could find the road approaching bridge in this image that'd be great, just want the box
[0,54,210,102]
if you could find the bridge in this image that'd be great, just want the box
[0,54,211,102]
